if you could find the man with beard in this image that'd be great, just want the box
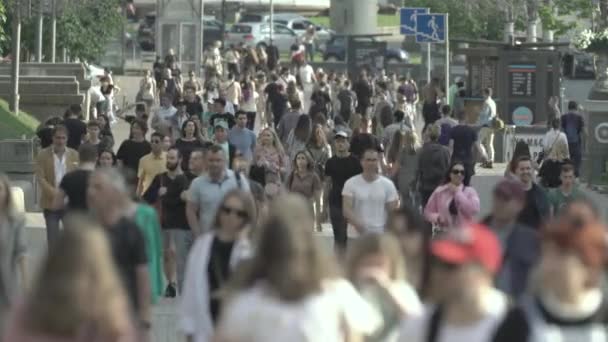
[143,147,191,297]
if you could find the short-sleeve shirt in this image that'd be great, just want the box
[228,127,257,162]
[188,170,250,232]
[342,175,399,233]
[449,125,478,163]
[137,152,167,195]
[107,218,148,313]
[325,156,362,207]
[59,169,92,211]
[116,140,152,174]
[547,187,587,215]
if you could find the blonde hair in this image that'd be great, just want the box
[346,233,407,282]
[259,127,286,157]
[547,138,570,161]
[25,215,131,339]
[229,194,337,301]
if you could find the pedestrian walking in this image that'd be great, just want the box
[285,151,322,231]
[399,223,509,342]
[387,130,421,209]
[143,147,191,297]
[514,156,551,230]
[63,105,87,151]
[186,145,250,235]
[561,100,585,177]
[493,216,608,342]
[477,88,497,169]
[239,81,259,131]
[346,233,423,341]
[0,174,28,337]
[449,111,485,186]
[421,78,443,132]
[482,179,539,299]
[252,128,288,198]
[175,119,207,172]
[343,148,399,234]
[424,161,480,231]
[2,216,136,342]
[417,124,451,208]
[98,149,117,168]
[228,111,257,163]
[538,117,570,188]
[52,143,97,213]
[87,168,152,337]
[285,115,312,161]
[35,125,79,245]
[547,162,588,215]
[136,132,167,198]
[215,195,381,342]
[180,190,255,342]
[116,119,151,176]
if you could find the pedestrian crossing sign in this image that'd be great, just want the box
[415,14,446,43]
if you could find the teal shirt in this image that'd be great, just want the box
[547,187,586,215]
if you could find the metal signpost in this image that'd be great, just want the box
[416,13,449,96]
[399,8,430,82]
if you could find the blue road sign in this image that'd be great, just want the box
[399,8,429,35]
[416,14,446,43]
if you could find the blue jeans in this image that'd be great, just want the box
[43,209,64,246]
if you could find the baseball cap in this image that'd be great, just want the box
[334,130,349,139]
[543,217,608,269]
[214,120,229,130]
[431,223,502,274]
[493,179,525,202]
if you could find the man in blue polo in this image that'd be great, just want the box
[186,144,250,235]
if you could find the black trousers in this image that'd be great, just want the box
[330,205,348,252]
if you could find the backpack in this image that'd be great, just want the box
[337,90,356,117]
[420,146,448,191]
[563,114,581,144]
[438,123,453,146]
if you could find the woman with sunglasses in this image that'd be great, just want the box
[180,190,255,342]
[424,161,480,231]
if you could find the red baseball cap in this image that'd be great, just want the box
[431,223,502,274]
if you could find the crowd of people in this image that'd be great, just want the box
[0,42,604,342]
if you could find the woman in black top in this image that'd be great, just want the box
[175,119,207,172]
[116,119,151,174]
[96,114,115,150]
[181,190,256,336]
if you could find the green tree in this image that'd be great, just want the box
[1,0,122,62]
[405,0,508,41]
[0,2,8,56]
[56,0,122,62]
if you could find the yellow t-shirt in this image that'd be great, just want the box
[137,152,167,196]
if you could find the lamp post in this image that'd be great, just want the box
[9,0,23,115]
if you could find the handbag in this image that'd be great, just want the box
[537,134,559,166]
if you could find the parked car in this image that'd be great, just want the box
[239,12,304,24]
[272,18,334,46]
[322,36,409,63]
[137,13,224,51]
[225,23,298,52]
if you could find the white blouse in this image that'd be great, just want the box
[217,279,381,342]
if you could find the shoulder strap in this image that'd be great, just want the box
[425,306,444,342]
[235,171,243,190]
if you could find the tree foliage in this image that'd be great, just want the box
[0,2,8,56]
[1,0,122,62]
[407,0,594,40]
[56,0,123,62]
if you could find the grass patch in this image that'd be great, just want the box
[0,99,40,139]
[309,14,399,28]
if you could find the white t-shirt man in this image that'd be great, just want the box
[342,175,399,233]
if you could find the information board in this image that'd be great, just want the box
[469,58,497,97]
[509,64,536,97]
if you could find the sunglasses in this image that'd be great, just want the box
[151,140,162,144]
[220,205,248,219]
[451,169,465,175]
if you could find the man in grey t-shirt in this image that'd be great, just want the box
[186,144,250,235]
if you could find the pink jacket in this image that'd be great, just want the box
[424,184,480,229]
